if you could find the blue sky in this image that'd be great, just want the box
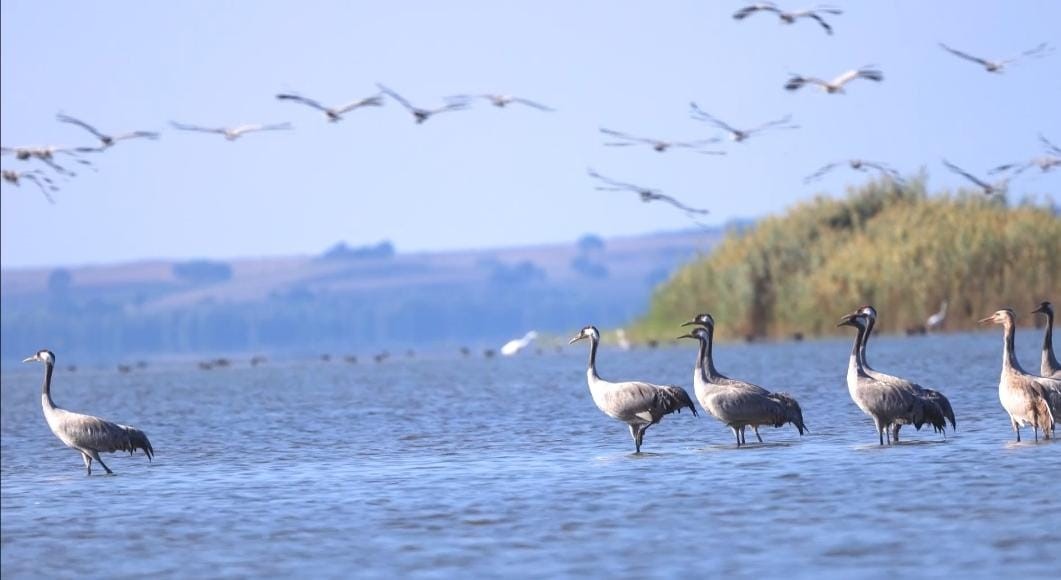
[1,1,1058,269]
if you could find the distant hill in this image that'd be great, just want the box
[1,227,736,362]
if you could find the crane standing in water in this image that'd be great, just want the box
[23,350,154,474]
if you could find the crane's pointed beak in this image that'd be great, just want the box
[976,316,994,325]
[22,355,36,363]
[676,333,696,340]
[836,314,854,327]
[1031,304,1046,314]
[568,335,583,344]
[680,320,698,327]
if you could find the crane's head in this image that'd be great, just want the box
[681,313,714,328]
[23,350,55,366]
[676,326,710,342]
[977,309,1015,326]
[837,312,866,329]
[569,326,600,344]
[857,305,877,320]
[1032,301,1053,315]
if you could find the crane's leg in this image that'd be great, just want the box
[88,450,113,475]
[629,424,641,454]
[732,427,742,447]
[892,424,901,443]
[1033,425,1039,442]
[753,426,763,443]
[80,452,92,475]
[1013,419,1020,442]
[635,425,646,452]
[874,419,884,445]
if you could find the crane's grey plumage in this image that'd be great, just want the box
[804,159,904,184]
[942,159,1005,196]
[586,168,710,219]
[689,104,798,142]
[448,93,555,111]
[938,42,1053,73]
[569,326,696,453]
[599,127,723,154]
[56,113,159,148]
[732,3,843,35]
[23,350,154,474]
[978,309,1056,441]
[1,145,96,176]
[838,313,935,445]
[169,121,292,140]
[376,84,468,124]
[990,134,1061,178]
[678,315,806,446]
[784,66,882,93]
[2,168,59,203]
[275,92,384,122]
[1031,301,1061,379]
[856,305,954,440]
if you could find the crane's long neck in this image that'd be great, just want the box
[41,362,56,411]
[586,335,601,382]
[849,324,869,379]
[1041,310,1058,371]
[700,325,720,380]
[1001,320,1023,373]
[860,317,875,370]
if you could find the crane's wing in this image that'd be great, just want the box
[334,94,385,114]
[800,12,834,34]
[689,103,738,133]
[804,162,841,183]
[938,43,990,66]
[425,102,468,116]
[832,67,882,86]
[942,159,991,189]
[20,173,57,204]
[376,84,416,111]
[111,130,159,142]
[733,3,779,19]
[652,192,710,216]
[1005,41,1053,65]
[747,114,797,135]
[507,97,555,111]
[1039,133,1061,156]
[232,122,293,135]
[862,161,906,183]
[784,75,824,91]
[56,113,108,140]
[988,161,1032,178]
[599,128,656,146]
[276,93,329,112]
[587,168,642,192]
[670,138,723,149]
[170,121,225,134]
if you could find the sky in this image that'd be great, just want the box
[1,1,1058,269]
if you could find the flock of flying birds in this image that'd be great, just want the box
[1,3,1058,221]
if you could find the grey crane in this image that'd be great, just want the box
[56,113,159,148]
[275,91,384,122]
[447,93,555,111]
[978,309,1057,440]
[990,134,1061,179]
[838,312,934,445]
[22,350,154,475]
[689,104,798,143]
[599,127,724,155]
[169,121,292,140]
[942,159,1005,196]
[1031,301,1061,379]
[569,325,697,453]
[678,315,806,446]
[938,42,1053,74]
[856,305,954,440]
[586,168,710,219]
[2,168,59,203]
[785,66,883,93]
[804,159,904,185]
[1,145,96,176]
[732,3,843,35]
[376,84,468,124]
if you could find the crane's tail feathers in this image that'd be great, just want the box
[1034,398,1054,439]
[659,386,699,417]
[917,396,949,435]
[119,424,154,461]
[769,392,807,435]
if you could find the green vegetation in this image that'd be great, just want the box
[633,178,1060,341]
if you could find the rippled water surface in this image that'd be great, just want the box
[2,330,1059,578]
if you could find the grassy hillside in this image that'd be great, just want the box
[633,178,1060,341]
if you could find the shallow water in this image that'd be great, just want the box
[2,330,1059,578]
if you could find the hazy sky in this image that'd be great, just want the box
[1,1,1058,269]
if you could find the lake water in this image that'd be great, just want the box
[2,329,1059,578]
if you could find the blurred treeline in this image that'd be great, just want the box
[633,178,1060,341]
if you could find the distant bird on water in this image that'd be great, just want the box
[689,104,798,143]
[804,159,903,184]
[732,3,843,35]
[679,314,806,446]
[23,350,154,475]
[275,92,384,122]
[448,93,555,111]
[784,66,883,93]
[569,325,697,453]
[942,159,1004,196]
[925,300,948,331]
[978,309,1056,441]
[2,169,59,203]
[376,84,468,124]
[938,42,1053,74]
[170,121,292,140]
[56,113,159,148]
[587,168,709,219]
[599,127,724,154]
[1032,302,1061,379]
